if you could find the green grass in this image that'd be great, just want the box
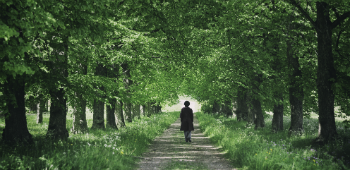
[0,111,179,170]
[196,112,350,170]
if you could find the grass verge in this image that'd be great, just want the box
[0,111,179,170]
[196,112,350,170]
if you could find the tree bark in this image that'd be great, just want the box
[315,2,337,141]
[71,92,89,134]
[36,98,44,124]
[116,101,125,127]
[47,88,69,139]
[272,92,283,132]
[252,74,265,130]
[91,62,107,130]
[2,74,33,144]
[287,35,304,135]
[106,98,118,129]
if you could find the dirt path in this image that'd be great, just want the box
[136,114,236,170]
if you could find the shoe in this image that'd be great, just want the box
[188,139,191,142]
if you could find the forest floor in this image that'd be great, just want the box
[135,114,236,170]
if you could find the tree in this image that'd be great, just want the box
[287,0,350,142]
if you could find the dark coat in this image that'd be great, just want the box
[180,107,194,131]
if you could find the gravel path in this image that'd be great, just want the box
[136,114,236,170]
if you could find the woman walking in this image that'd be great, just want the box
[180,101,194,142]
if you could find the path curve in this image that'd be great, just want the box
[136,114,236,170]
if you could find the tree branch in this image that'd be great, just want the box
[331,11,350,29]
[287,0,317,29]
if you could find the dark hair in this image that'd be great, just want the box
[184,101,190,107]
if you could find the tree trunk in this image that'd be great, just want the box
[106,98,118,129]
[231,99,237,118]
[315,2,337,141]
[287,36,304,135]
[124,102,132,122]
[141,105,146,117]
[116,101,125,127]
[71,62,89,134]
[45,100,49,113]
[148,101,155,116]
[156,102,162,113]
[71,92,89,134]
[133,104,140,119]
[272,92,284,132]
[47,88,69,139]
[2,74,33,144]
[46,36,69,140]
[36,101,43,124]
[236,86,249,121]
[91,62,106,130]
[91,99,105,129]
[246,90,254,125]
[252,74,265,130]
[222,100,232,118]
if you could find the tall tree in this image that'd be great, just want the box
[287,0,350,141]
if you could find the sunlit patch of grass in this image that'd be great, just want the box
[0,111,179,169]
[197,112,350,170]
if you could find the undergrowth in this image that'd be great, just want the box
[0,111,179,170]
[197,112,350,170]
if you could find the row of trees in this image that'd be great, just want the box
[1,0,349,144]
[180,0,350,142]
[0,0,184,144]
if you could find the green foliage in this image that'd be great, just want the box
[197,112,350,170]
[0,111,179,169]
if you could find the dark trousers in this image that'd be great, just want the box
[184,131,191,142]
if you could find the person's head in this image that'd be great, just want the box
[184,101,190,107]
